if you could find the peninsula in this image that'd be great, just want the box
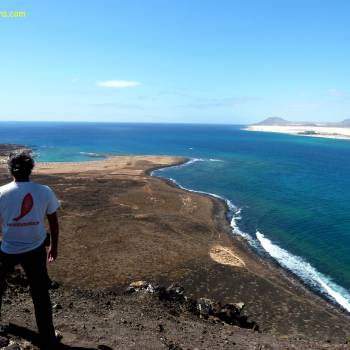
[0,154,349,349]
[245,117,350,140]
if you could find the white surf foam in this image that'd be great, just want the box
[229,207,259,247]
[152,158,205,174]
[256,231,350,312]
[153,158,223,175]
[152,158,255,245]
[79,151,102,157]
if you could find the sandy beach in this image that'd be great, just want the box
[245,125,350,140]
[0,155,350,348]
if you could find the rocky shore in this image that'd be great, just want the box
[0,144,31,163]
[0,153,349,348]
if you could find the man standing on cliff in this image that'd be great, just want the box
[0,151,60,349]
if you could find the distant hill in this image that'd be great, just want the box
[340,119,350,126]
[254,117,315,126]
[254,117,291,126]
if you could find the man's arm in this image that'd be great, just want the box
[47,211,59,262]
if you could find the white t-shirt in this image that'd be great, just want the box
[0,181,60,254]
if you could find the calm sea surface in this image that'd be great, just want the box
[2,122,350,310]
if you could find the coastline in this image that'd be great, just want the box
[244,125,350,140]
[1,154,350,346]
[137,157,350,341]
[151,158,350,313]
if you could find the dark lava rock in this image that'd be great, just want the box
[197,297,215,318]
[159,283,186,304]
[127,281,259,331]
[125,280,149,294]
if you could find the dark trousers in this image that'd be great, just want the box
[0,243,55,343]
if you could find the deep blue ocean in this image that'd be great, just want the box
[2,122,350,311]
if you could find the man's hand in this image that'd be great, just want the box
[48,245,58,263]
[47,211,59,263]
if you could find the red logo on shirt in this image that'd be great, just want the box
[13,193,34,222]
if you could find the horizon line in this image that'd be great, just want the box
[0,120,247,126]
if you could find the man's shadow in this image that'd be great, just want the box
[6,323,112,349]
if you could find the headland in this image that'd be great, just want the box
[0,154,350,349]
[245,117,350,140]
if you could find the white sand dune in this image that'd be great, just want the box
[245,125,350,140]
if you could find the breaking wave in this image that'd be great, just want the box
[256,231,350,312]
[151,157,223,174]
[79,152,104,158]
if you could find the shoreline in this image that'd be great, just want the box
[36,154,350,316]
[244,125,350,140]
[148,162,350,341]
[150,158,350,315]
[2,154,350,342]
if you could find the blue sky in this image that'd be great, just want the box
[1,0,350,124]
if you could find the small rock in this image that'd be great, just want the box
[233,302,245,311]
[197,298,214,318]
[167,343,182,350]
[55,329,63,342]
[158,284,185,303]
[52,303,62,310]
[125,280,149,294]
[166,284,184,296]
[125,286,136,294]
[146,283,158,294]
[158,324,164,332]
[216,304,240,325]
[130,280,148,289]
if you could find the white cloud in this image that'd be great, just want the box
[96,80,141,88]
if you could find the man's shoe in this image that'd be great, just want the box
[40,330,62,350]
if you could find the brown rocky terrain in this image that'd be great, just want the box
[0,154,349,349]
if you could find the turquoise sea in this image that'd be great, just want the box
[2,122,350,311]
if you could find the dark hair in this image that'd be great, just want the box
[8,151,34,179]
